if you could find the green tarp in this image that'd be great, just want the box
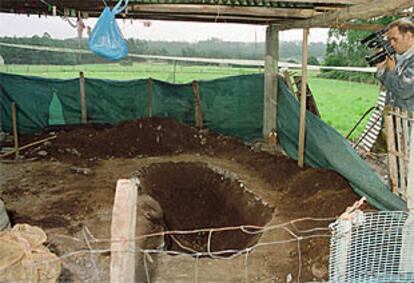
[0,72,407,211]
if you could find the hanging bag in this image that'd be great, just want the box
[88,0,129,60]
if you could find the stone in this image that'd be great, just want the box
[43,141,52,147]
[70,167,95,176]
[37,150,48,157]
[311,262,328,279]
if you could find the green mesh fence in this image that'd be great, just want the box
[0,72,407,211]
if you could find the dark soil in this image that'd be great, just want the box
[0,117,365,282]
[139,162,274,254]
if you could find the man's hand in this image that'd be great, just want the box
[376,56,396,72]
[385,56,396,71]
[376,59,387,70]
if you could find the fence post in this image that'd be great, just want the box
[298,28,309,168]
[12,102,19,159]
[395,108,406,196]
[147,78,153,117]
[407,114,414,212]
[384,106,398,193]
[79,72,87,124]
[192,80,203,129]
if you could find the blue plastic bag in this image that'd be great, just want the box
[88,0,129,61]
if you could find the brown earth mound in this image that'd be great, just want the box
[8,117,216,162]
[0,117,365,282]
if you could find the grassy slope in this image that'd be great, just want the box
[0,63,379,140]
[308,77,379,140]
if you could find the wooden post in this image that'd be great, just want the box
[147,78,153,117]
[263,25,279,138]
[403,110,410,194]
[172,60,177,84]
[110,179,138,283]
[192,80,203,129]
[407,122,414,212]
[395,108,405,195]
[79,72,87,124]
[298,28,309,168]
[384,106,398,193]
[11,102,19,159]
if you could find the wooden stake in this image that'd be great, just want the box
[192,80,203,129]
[403,110,410,196]
[0,135,57,158]
[110,179,138,283]
[11,102,19,159]
[384,107,398,193]
[79,72,87,124]
[298,28,309,168]
[172,60,177,84]
[395,107,405,196]
[407,121,414,212]
[147,78,153,117]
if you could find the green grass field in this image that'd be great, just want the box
[0,63,379,140]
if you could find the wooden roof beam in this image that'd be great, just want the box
[276,20,385,30]
[131,4,316,18]
[279,0,414,30]
[122,14,284,24]
[266,0,367,4]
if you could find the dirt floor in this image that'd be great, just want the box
[0,117,371,282]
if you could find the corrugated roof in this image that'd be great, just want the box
[0,0,412,29]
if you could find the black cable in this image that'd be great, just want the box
[352,109,383,149]
[345,105,378,140]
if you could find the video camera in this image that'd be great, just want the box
[361,27,395,67]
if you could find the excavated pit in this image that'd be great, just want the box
[139,162,274,256]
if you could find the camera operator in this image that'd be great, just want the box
[376,19,414,112]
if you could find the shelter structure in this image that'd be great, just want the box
[0,0,413,164]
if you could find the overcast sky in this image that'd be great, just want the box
[0,13,329,43]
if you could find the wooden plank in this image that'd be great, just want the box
[79,71,87,124]
[403,110,410,196]
[336,23,386,31]
[270,0,366,3]
[282,70,295,96]
[131,4,316,18]
[407,120,414,212]
[0,136,57,158]
[147,78,153,117]
[280,0,413,30]
[263,25,279,138]
[384,107,399,193]
[395,108,406,196]
[298,28,309,168]
[192,80,203,129]
[2,0,408,27]
[124,12,291,24]
[293,76,320,117]
[11,103,19,159]
[110,179,138,283]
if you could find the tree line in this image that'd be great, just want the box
[0,34,325,65]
